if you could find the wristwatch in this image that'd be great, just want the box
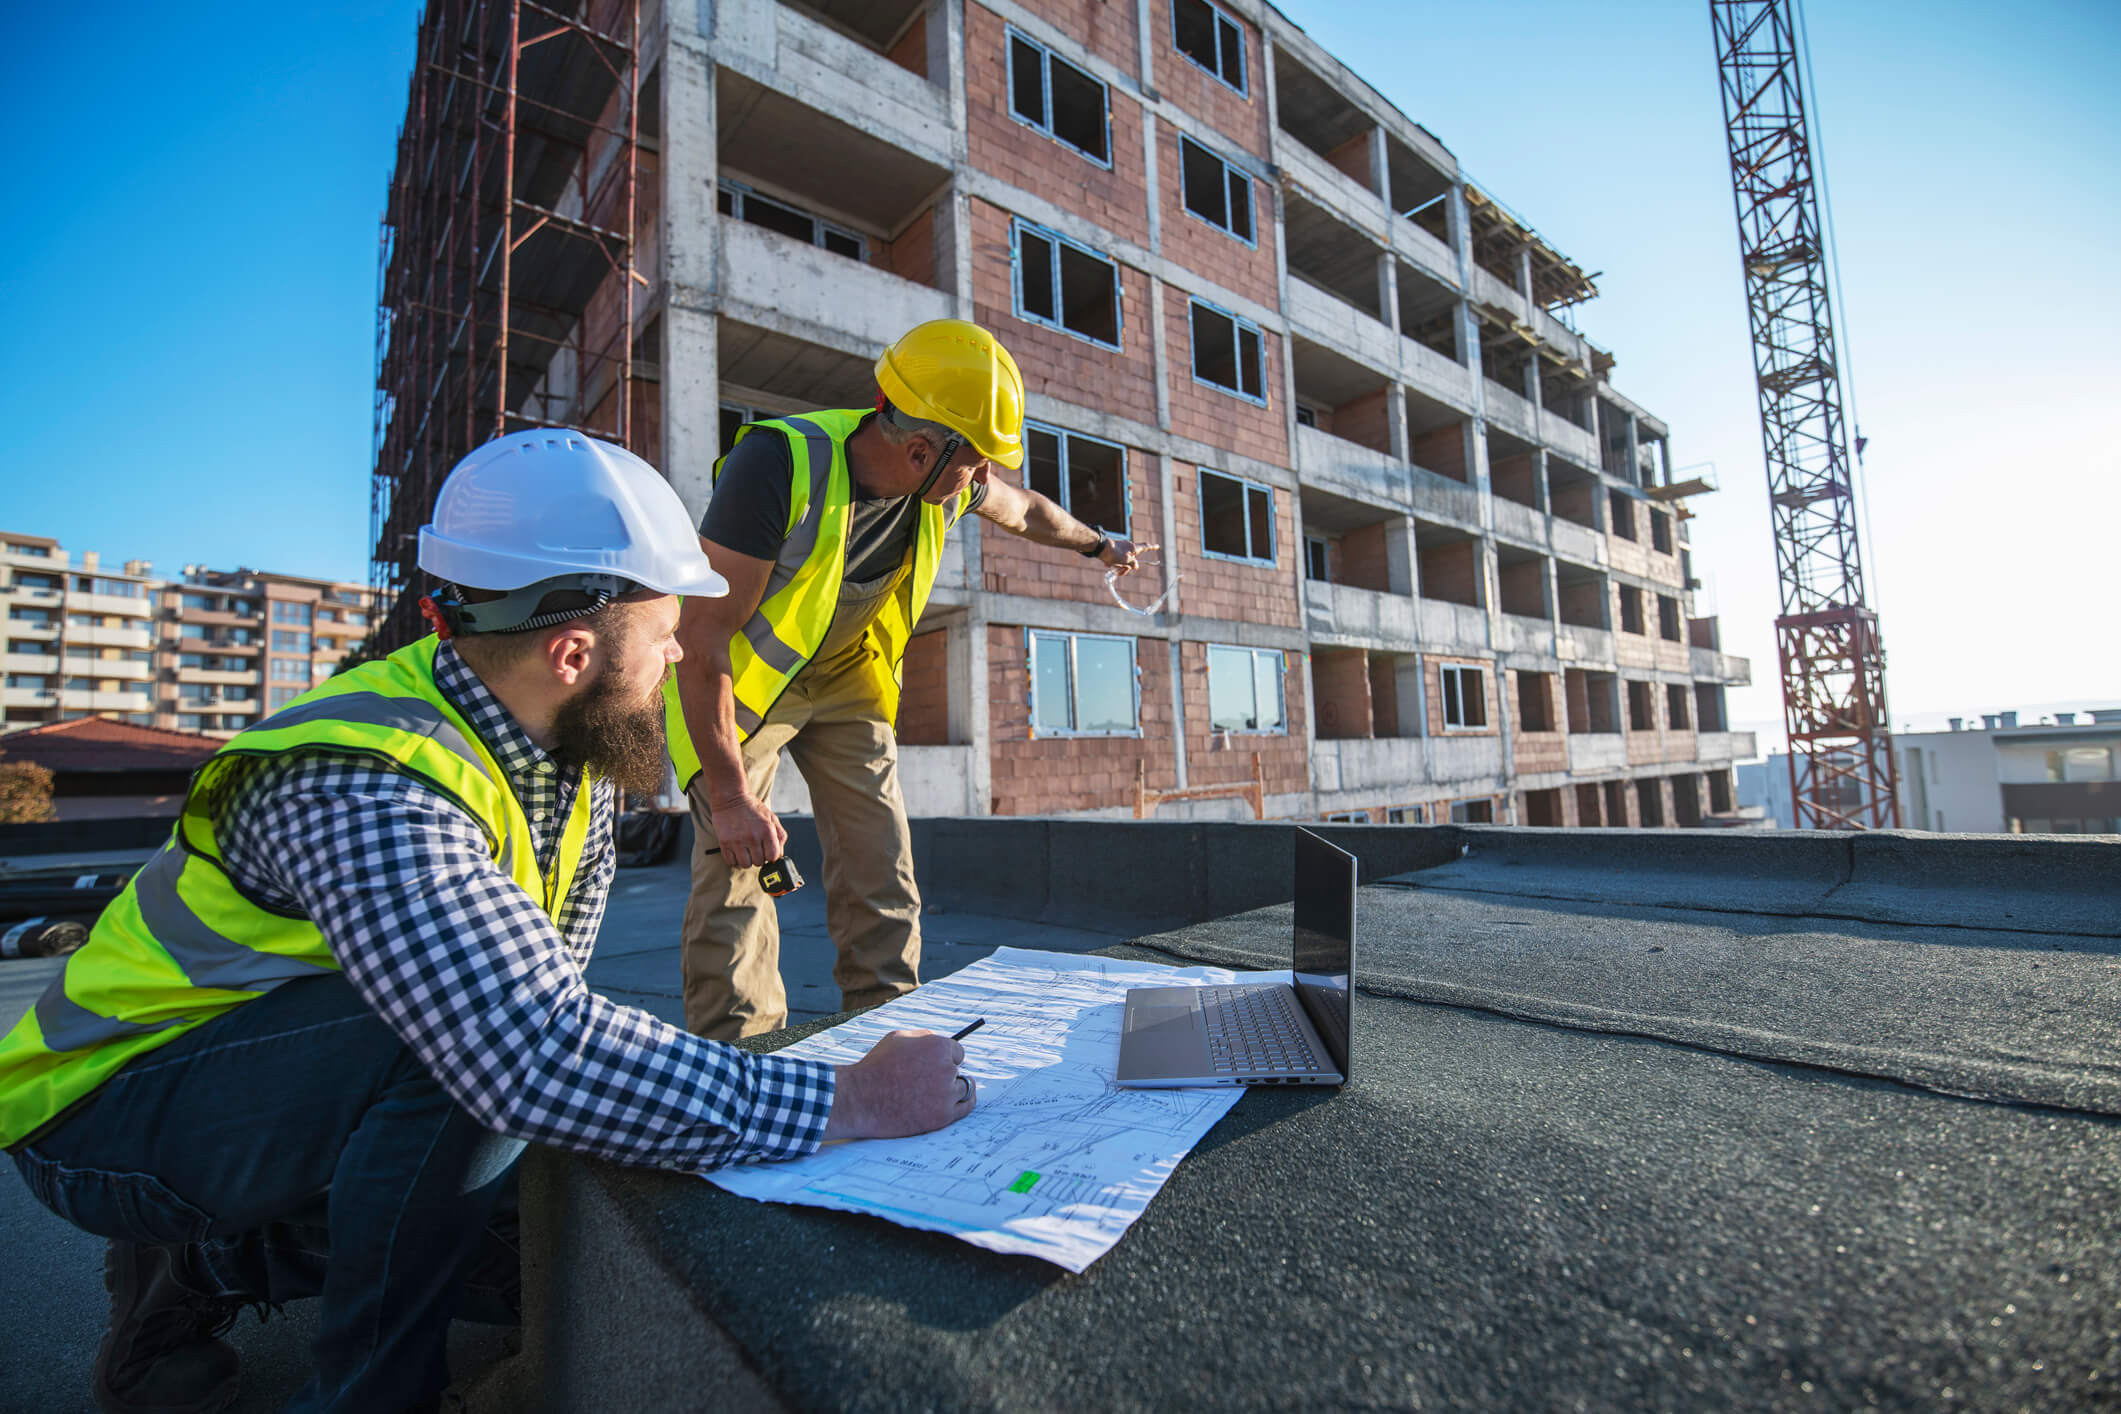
[1079,527,1111,560]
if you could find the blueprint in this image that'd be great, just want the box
[706,946,1284,1271]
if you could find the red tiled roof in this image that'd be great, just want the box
[0,717,221,774]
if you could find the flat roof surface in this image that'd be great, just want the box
[559,830,2120,1411]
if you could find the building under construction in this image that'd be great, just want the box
[371,0,1754,824]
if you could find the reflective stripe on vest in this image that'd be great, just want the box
[0,637,597,1148]
[665,410,971,789]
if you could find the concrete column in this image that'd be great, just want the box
[1367,125,1390,204]
[1385,383,1409,465]
[1384,517,1415,597]
[1376,252,1400,337]
[658,34,721,518]
[1516,246,1535,311]
[1624,412,1641,487]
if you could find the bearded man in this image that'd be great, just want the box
[0,431,975,1414]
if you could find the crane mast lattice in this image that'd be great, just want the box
[1709,0,1899,829]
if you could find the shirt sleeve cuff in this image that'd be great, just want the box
[731,1052,837,1163]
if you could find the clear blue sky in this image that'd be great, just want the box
[3,2,2116,742]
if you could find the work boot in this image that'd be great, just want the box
[92,1240,243,1414]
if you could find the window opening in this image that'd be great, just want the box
[1206,644,1285,732]
[1024,424,1130,535]
[1189,299,1265,402]
[1172,0,1246,93]
[1199,469,1274,563]
[1027,630,1139,735]
[1179,136,1253,243]
[1007,31,1111,164]
[717,181,868,262]
[1441,665,1487,729]
[1015,220,1121,348]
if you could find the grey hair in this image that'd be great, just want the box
[876,399,959,449]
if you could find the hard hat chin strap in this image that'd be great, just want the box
[426,573,629,638]
[915,431,963,502]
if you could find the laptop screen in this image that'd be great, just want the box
[1292,828,1356,1074]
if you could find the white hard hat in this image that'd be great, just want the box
[418,431,727,606]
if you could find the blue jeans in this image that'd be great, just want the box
[12,974,523,1413]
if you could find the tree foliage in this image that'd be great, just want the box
[0,750,55,824]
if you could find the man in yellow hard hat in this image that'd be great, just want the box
[667,319,1140,1039]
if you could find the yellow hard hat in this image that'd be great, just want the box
[874,319,1026,470]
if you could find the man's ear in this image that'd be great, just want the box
[544,623,597,688]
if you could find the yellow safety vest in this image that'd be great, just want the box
[0,637,596,1149]
[665,409,971,788]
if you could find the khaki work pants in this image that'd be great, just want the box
[680,600,922,1039]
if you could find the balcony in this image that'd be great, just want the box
[2,687,57,708]
[1311,736,1428,795]
[1690,646,1752,686]
[175,667,259,687]
[1539,407,1598,467]
[8,586,61,606]
[1305,580,1415,646]
[718,219,951,355]
[1400,334,1474,412]
[69,592,154,618]
[1556,623,1615,665]
[1405,466,1480,531]
[715,4,952,167]
[1695,731,1758,763]
[1494,612,1554,660]
[1416,597,1487,650]
[1296,423,1407,508]
[1567,734,1627,772]
[58,689,153,712]
[1285,276,1400,374]
[1390,216,1457,292]
[1470,264,1524,322]
[62,659,151,682]
[1277,140,1390,243]
[66,625,155,651]
[1490,497,1546,549]
[6,621,59,640]
[1482,380,1539,445]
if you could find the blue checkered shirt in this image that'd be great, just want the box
[214,642,833,1170]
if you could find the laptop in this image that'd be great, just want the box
[1115,828,1356,1088]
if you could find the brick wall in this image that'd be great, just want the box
[1177,639,1308,793]
[1167,462,1301,628]
[1163,292,1289,466]
[970,198,1159,428]
[980,445,1167,606]
[986,624,1178,814]
[897,629,950,745]
[881,205,939,289]
[1148,0,1270,158]
[1321,131,1372,188]
[966,4,1152,248]
[1508,669,1567,773]
[1331,386,1393,457]
[1157,119,1280,313]
[1409,422,1466,481]
[1417,538,1479,607]
[1310,648,1370,740]
[1335,521,1392,592]
[886,9,927,76]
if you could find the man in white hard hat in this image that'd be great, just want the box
[0,431,975,1414]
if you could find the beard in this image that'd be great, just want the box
[550,658,670,798]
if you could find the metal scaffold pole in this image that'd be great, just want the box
[1708,0,1900,830]
[369,0,645,652]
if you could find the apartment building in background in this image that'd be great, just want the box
[1744,710,2121,833]
[1,534,375,738]
[370,0,1753,824]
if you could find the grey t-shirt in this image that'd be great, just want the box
[698,417,986,585]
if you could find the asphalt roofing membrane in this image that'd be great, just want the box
[558,846,2121,1413]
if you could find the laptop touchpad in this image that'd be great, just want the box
[1130,1001,1197,1031]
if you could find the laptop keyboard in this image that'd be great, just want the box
[1200,986,1322,1076]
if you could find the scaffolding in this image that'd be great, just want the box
[1710,0,1899,829]
[369,0,646,650]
